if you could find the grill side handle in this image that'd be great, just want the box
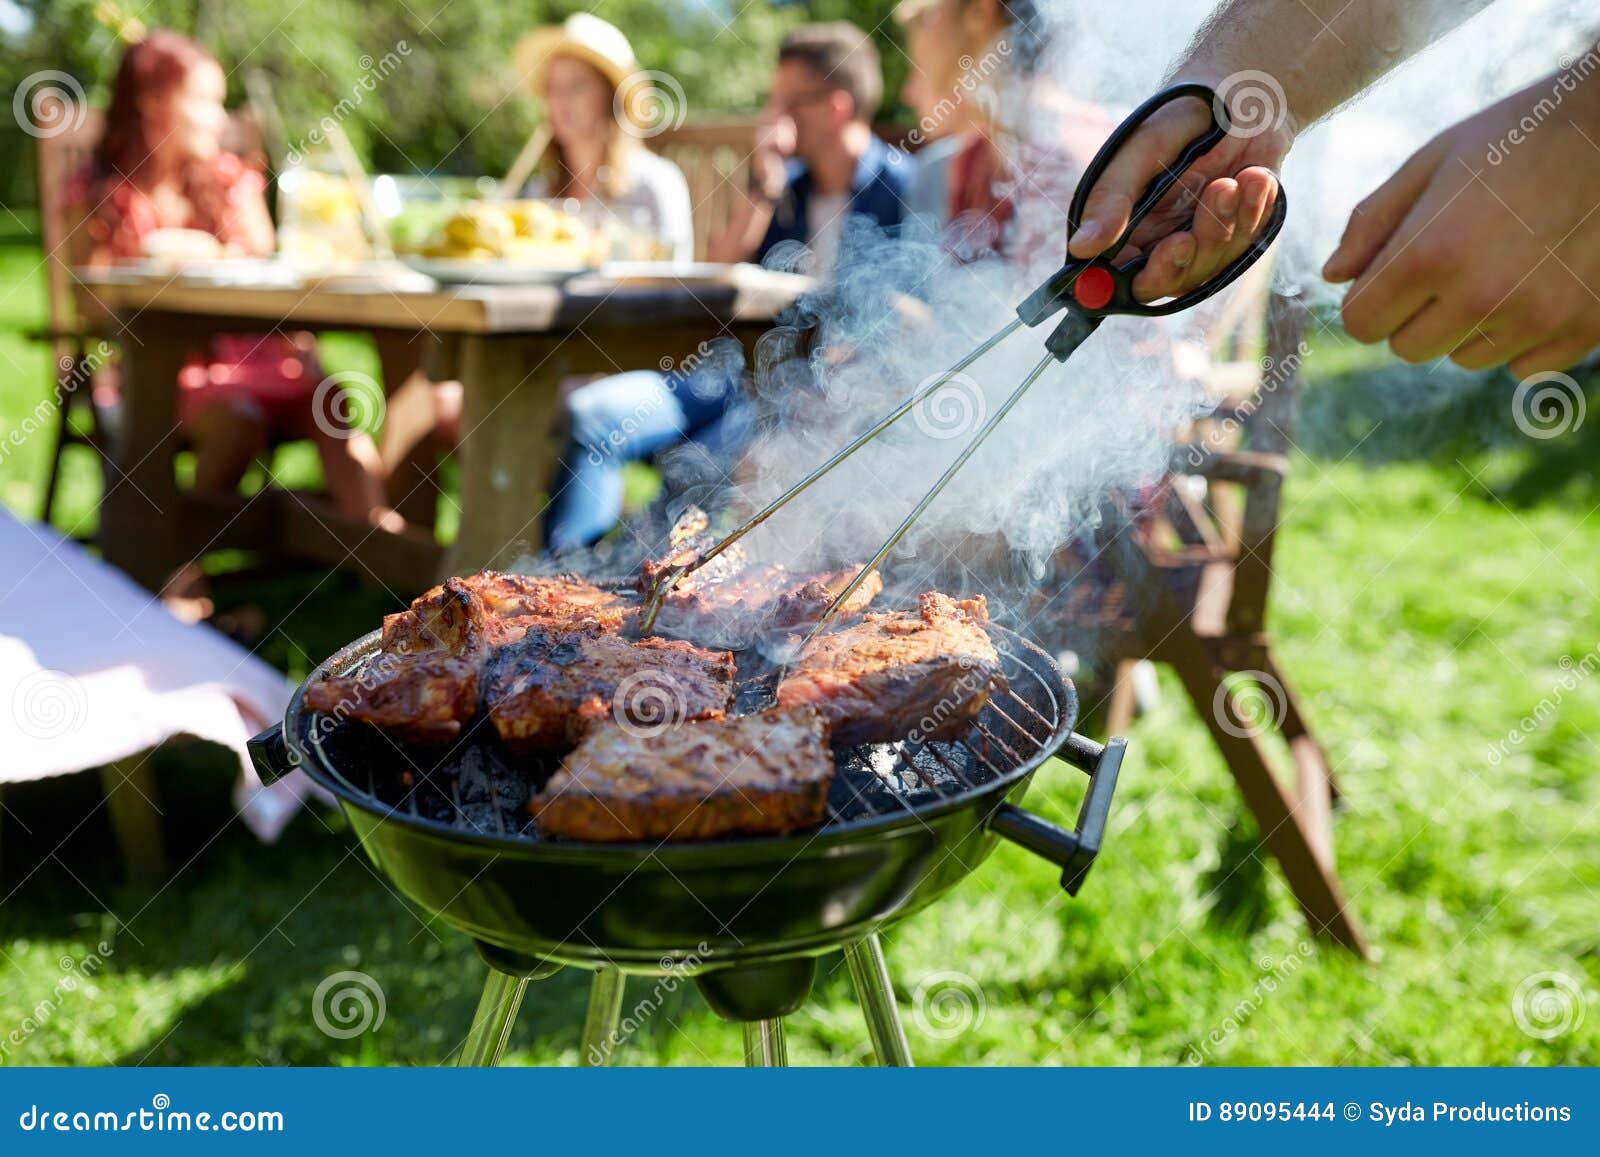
[247,722,300,785]
[988,735,1124,895]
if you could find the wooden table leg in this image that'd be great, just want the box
[446,334,571,575]
[99,315,191,590]
[100,758,168,886]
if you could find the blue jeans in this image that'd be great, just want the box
[544,369,742,552]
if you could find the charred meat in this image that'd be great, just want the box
[304,577,485,744]
[310,572,630,745]
[379,576,491,656]
[486,624,735,753]
[533,709,834,841]
[651,563,883,645]
[776,592,1002,746]
[464,571,638,633]
[304,653,480,745]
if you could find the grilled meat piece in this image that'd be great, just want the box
[380,576,491,656]
[533,709,835,841]
[639,505,748,595]
[464,571,638,633]
[304,653,479,745]
[652,563,883,645]
[771,565,883,628]
[486,624,735,753]
[383,573,635,651]
[307,576,488,744]
[776,592,1002,746]
[313,572,629,745]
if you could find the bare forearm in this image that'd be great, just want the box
[1175,0,1498,131]
[707,193,774,264]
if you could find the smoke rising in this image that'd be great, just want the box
[668,0,1596,603]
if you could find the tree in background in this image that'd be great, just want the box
[0,0,905,205]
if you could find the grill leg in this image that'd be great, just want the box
[580,966,627,1066]
[457,970,527,1067]
[743,1020,789,1066]
[844,933,914,1067]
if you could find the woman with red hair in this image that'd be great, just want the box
[69,32,393,528]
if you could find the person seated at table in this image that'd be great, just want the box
[893,0,1111,260]
[377,13,697,528]
[514,12,695,260]
[67,31,395,532]
[545,22,912,553]
[706,22,910,273]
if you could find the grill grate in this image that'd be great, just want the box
[298,628,1070,843]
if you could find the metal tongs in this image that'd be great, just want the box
[640,83,1288,640]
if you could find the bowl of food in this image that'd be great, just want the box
[399,198,603,284]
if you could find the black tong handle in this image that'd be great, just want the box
[1017,82,1288,356]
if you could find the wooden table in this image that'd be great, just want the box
[75,266,809,595]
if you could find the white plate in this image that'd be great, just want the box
[301,263,438,294]
[399,256,592,286]
[594,261,742,286]
[166,258,303,288]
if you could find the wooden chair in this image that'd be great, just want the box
[34,107,264,534]
[1032,288,1368,957]
[651,119,757,260]
[34,109,110,533]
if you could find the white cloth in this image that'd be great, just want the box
[0,511,312,842]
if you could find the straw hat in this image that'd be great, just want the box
[514,13,638,96]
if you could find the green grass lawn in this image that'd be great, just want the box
[1,217,1596,1066]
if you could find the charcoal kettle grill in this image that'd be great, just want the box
[249,620,1121,1066]
[247,82,1282,1065]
